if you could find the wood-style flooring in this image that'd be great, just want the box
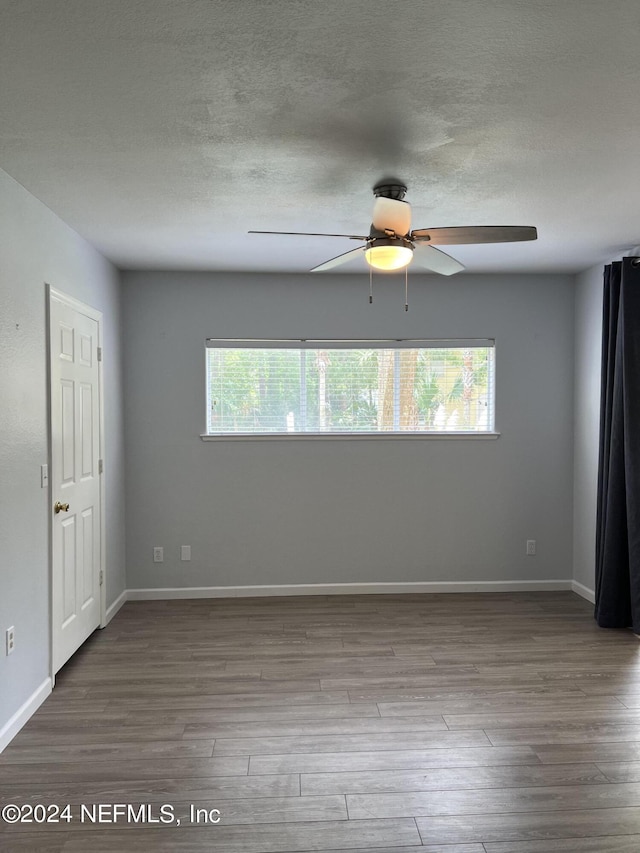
[1,591,640,852]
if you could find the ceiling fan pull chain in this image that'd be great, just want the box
[369,267,373,304]
[405,266,409,312]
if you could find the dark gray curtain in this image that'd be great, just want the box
[595,257,640,630]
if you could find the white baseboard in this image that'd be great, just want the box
[572,580,596,603]
[105,589,128,624]
[112,578,597,608]
[0,678,52,754]
[127,580,573,600]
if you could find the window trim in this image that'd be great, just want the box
[203,338,498,440]
[205,338,494,350]
[200,431,501,441]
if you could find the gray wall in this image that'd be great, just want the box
[573,263,604,595]
[123,270,575,589]
[0,169,125,736]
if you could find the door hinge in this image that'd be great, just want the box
[98,459,103,475]
[97,347,102,362]
[99,570,104,586]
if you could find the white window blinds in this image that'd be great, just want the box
[205,340,495,435]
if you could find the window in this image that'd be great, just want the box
[205,340,495,437]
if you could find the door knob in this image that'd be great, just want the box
[54,501,70,514]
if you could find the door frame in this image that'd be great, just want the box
[46,284,107,685]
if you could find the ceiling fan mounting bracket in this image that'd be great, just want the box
[366,235,414,251]
[372,180,407,201]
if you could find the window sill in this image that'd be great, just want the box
[200,431,501,442]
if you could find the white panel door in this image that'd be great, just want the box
[49,291,102,673]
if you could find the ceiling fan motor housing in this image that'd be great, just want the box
[371,195,412,238]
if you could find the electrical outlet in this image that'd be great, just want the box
[153,546,164,563]
[6,626,15,656]
[181,545,191,561]
[526,539,536,556]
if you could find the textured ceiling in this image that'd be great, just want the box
[1,0,640,273]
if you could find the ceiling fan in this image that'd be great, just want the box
[250,179,537,277]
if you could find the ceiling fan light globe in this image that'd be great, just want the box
[364,244,413,271]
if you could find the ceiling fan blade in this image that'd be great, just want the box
[411,225,538,245]
[310,247,365,272]
[412,244,465,276]
[372,197,412,236]
[249,230,367,240]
